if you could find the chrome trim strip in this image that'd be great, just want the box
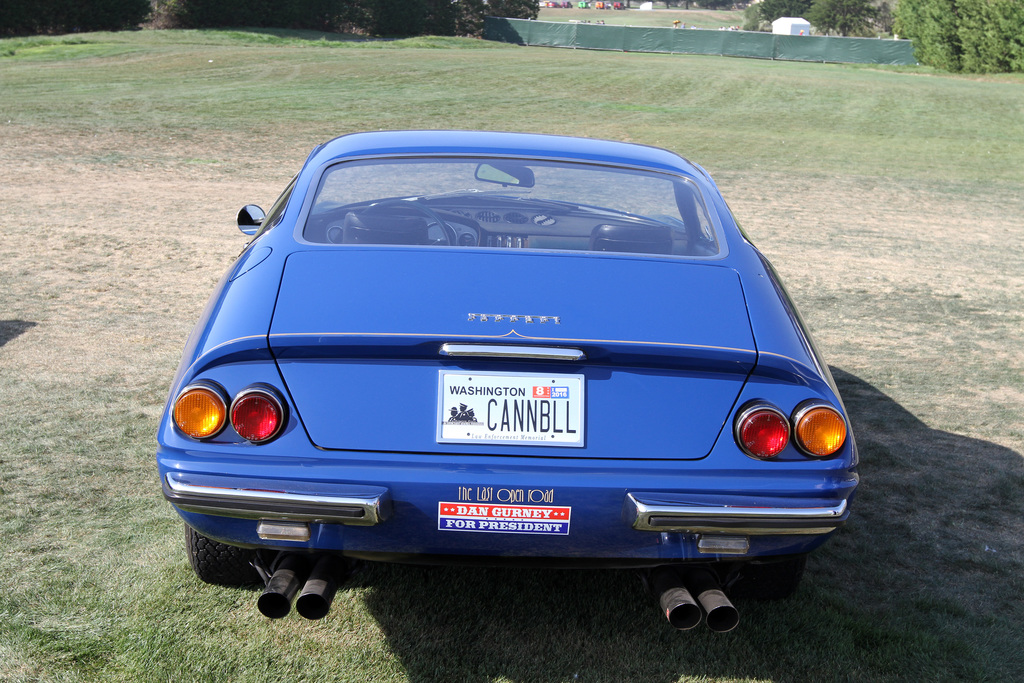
[269,331,755,356]
[439,343,585,361]
[627,493,847,536]
[164,475,389,526]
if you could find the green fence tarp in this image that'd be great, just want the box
[720,31,776,59]
[577,22,624,50]
[527,20,578,48]
[486,17,530,45]
[623,27,672,53]
[773,34,831,62]
[671,28,775,58]
[484,18,917,67]
[830,36,919,65]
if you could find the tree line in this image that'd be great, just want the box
[152,0,539,37]
[1,0,151,35]
[0,0,540,38]
[895,0,1023,73]
[3,0,1020,73]
[750,0,892,38]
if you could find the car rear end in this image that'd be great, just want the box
[156,132,858,628]
[160,249,856,560]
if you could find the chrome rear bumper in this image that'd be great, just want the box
[625,492,848,536]
[164,474,846,537]
[163,473,391,526]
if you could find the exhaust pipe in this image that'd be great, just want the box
[295,555,349,620]
[648,567,702,630]
[684,568,739,633]
[257,554,309,619]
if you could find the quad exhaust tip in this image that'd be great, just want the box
[648,566,739,633]
[256,553,738,631]
[257,554,309,619]
[649,567,702,630]
[257,553,350,620]
[296,556,346,620]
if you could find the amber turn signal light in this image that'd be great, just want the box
[793,402,847,457]
[173,383,227,439]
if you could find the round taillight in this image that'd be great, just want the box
[230,388,285,443]
[735,403,790,459]
[793,403,847,457]
[173,384,227,439]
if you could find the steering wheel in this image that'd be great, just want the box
[364,199,456,245]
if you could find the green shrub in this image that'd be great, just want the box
[1,0,150,36]
[896,0,1024,72]
[757,0,814,24]
[956,0,1024,73]
[152,0,530,37]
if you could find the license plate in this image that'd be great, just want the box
[437,371,584,447]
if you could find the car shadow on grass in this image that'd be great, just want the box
[0,320,36,348]
[359,367,1024,682]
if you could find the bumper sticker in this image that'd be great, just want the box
[438,502,571,536]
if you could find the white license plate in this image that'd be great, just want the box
[437,371,584,447]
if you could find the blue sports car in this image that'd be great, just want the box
[157,131,857,631]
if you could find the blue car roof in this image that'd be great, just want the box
[307,130,704,178]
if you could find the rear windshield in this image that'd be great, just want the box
[302,157,721,258]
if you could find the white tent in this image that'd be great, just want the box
[772,17,811,36]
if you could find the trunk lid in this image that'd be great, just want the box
[270,249,755,459]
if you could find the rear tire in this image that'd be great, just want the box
[185,525,261,586]
[727,555,807,600]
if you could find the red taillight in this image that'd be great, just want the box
[230,387,285,443]
[735,403,790,459]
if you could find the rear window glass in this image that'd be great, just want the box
[302,157,720,258]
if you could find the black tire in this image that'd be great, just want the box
[727,555,807,600]
[185,525,261,587]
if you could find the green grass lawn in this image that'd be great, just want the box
[1,29,1023,682]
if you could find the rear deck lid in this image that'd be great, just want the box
[270,249,756,459]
